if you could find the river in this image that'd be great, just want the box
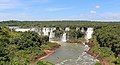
[44,41,98,65]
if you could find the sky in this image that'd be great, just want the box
[0,0,120,21]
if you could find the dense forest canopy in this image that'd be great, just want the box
[0,27,59,65]
[0,20,120,65]
[1,20,120,28]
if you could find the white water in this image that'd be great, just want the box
[65,27,70,31]
[15,28,30,32]
[49,28,55,39]
[85,28,94,42]
[81,27,85,32]
[30,28,36,31]
[61,33,67,42]
[83,27,94,52]
[42,27,50,36]
[8,26,19,30]
[38,28,42,35]
[44,41,98,65]
[13,27,98,65]
[76,27,80,31]
[53,27,56,31]
[46,28,50,32]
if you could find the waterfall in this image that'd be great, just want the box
[65,27,70,31]
[85,28,94,42]
[46,28,50,32]
[49,28,55,39]
[61,32,67,42]
[76,27,80,31]
[42,27,46,35]
[45,28,50,36]
[38,28,42,35]
[53,27,56,31]
[42,27,50,36]
[15,28,30,32]
[8,26,19,30]
[81,27,85,32]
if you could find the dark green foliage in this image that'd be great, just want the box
[1,20,120,65]
[95,26,120,54]
[95,62,102,65]
[67,30,84,39]
[112,59,120,65]
[0,28,57,65]
[54,29,64,38]
[89,37,116,62]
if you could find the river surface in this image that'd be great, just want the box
[44,41,98,65]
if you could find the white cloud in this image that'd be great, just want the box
[90,11,96,14]
[96,5,100,8]
[46,8,69,12]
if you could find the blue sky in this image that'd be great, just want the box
[0,0,120,21]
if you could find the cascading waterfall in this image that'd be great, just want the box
[38,28,42,35]
[26,27,98,65]
[83,27,94,51]
[46,28,50,32]
[53,27,56,31]
[85,28,94,42]
[49,28,55,39]
[42,27,46,35]
[76,27,80,31]
[81,27,85,32]
[65,27,70,31]
[45,28,50,36]
[14,27,98,65]
[61,32,67,42]
[42,27,50,36]
[15,28,30,32]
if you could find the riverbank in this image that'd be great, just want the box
[85,39,115,65]
[32,45,60,63]
[32,49,55,62]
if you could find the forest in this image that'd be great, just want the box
[0,20,120,65]
[0,27,60,65]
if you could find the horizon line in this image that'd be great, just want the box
[1,19,120,22]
